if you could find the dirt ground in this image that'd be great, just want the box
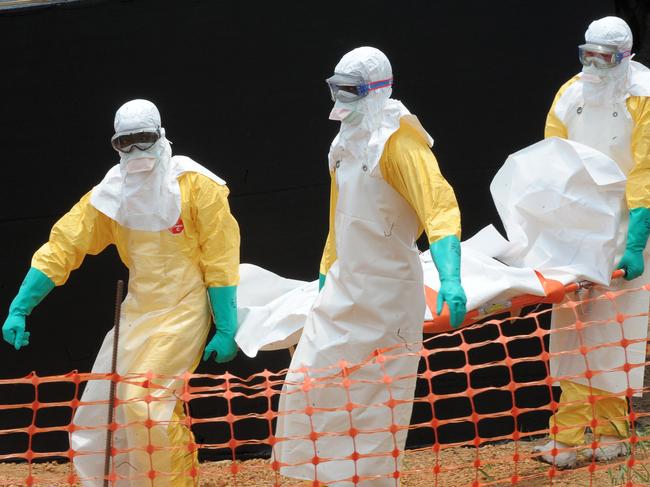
[0,437,648,487]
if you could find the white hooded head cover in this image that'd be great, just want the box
[581,16,634,104]
[329,46,394,129]
[91,100,226,232]
[328,47,433,174]
[90,99,182,232]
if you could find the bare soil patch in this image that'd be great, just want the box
[0,438,648,487]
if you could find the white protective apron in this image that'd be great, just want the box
[550,76,650,395]
[274,111,425,487]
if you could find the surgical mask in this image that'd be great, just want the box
[582,60,629,83]
[329,101,365,125]
[581,64,604,81]
[342,110,365,126]
[125,157,156,173]
[120,147,158,174]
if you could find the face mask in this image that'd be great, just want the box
[581,65,604,82]
[120,147,158,173]
[582,60,630,84]
[125,157,156,173]
[329,100,365,125]
[342,110,365,126]
[329,106,351,121]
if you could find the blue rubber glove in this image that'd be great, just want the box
[429,235,467,328]
[3,267,55,350]
[319,273,326,291]
[617,207,650,281]
[203,286,238,363]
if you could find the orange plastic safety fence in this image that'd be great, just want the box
[0,284,648,486]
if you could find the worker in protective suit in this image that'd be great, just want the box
[2,99,240,486]
[534,16,650,468]
[273,47,467,486]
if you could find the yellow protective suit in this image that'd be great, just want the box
[32,172,240,486]
[550,380,629,446]
[544,77,650,445]
[320,121,461,275]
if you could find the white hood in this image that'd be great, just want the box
[91,99,225,231]
[581,16,634,104]
[327,47,432,175]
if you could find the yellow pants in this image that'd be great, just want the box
[118,387,198,486]
[119,347,201,486]
[550,380,629,446]
[168,400,199,487]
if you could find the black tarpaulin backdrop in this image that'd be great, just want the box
[0,0,617,460]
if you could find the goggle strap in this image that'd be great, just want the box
[617,50,632,62]
[356,78,393,97]
[367,78,393,91]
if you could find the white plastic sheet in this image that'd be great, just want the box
[235,264,316,357]
[235,137,629,356]
[491,137,627,285]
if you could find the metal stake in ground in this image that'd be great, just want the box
[104,280,124,487]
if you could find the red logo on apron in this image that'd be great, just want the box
[169,217,184,234]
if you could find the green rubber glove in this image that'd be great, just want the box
[429,235,467,328]
[203,285,238,363]
[617,207,650,281]
[319,273,326,291]
[3,267,55,350]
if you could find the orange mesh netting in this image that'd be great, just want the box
[0,283,649,486]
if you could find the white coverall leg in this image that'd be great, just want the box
[274,47,463,486]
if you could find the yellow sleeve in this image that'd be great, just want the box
[188,174,240,287]
[380,123,461,244]
[31,192,114,286]
[544,76,579,139]
[319,170,338,275]
[626,95,650,209]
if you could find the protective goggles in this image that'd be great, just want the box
[578,43,631,69]
[111,129,161,153]
[325,72,393,102]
